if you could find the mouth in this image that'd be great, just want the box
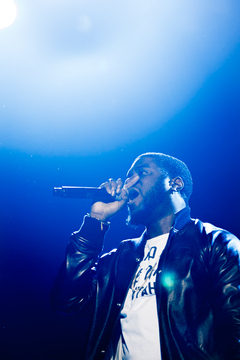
[128,188,139,203]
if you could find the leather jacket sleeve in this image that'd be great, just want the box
[50,215,110,314]
[157,220,240,360]
[207,224,240,359]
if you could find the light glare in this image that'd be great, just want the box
[0,0,240,155]
[0,0,17,29]
[162,274,175,289]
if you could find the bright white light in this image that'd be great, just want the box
[0,0,17,29]
[0,0,240,155]
[77,15,92,33]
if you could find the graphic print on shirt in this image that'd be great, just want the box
[131,245,159,300]
[119,234,169,360]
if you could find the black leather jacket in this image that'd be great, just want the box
[50,208,240,360]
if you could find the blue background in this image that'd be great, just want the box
[0,1,240,358]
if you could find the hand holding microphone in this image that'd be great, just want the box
[90,175,139,222]
[53,174,139,222]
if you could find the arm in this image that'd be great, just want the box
[50,215,109,314]
[210,231,240,359]
[50,175,139,314]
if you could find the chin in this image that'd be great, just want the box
[126,207,146,227]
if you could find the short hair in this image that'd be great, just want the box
[137,152,193,204]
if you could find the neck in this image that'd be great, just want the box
[145,199,186,239]
[145,213,176,239]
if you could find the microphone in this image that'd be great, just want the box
[53,186,113,200]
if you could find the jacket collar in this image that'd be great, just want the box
[171,206,192,234]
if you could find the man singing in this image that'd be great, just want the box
[50,152,240,360]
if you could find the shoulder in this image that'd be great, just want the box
[99,234,145,264]
[101,234,144,257]
[195,219,239,243]
[188,219,240,258]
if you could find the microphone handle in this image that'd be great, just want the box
[53,186,113,199]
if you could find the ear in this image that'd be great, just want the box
[169,177,184,192]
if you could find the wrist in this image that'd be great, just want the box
[89,212,110,226]
[75,214,110,243]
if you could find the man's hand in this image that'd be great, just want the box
[90,175,139,222]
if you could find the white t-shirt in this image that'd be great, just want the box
[113,233,169,360]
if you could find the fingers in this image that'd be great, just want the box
[92,174,140,221]
[99,175,139,202]
[116,178,123,195]
[100,178,123,197]
[120,187,129,201]
[124,174,140,190]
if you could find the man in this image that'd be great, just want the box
[50,152,240,360]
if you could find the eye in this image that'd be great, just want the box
[138,169,148,176]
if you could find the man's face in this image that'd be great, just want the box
[125,156,171,226]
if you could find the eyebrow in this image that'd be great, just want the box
[126,164,151,178]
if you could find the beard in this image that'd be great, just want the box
[126,176,167,227]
